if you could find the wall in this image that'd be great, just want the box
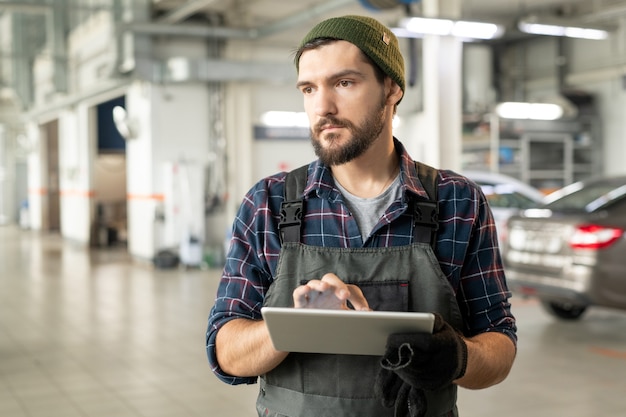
[67,11,117,94]
[499,26,626,177]
[125,81,210,261]
[0,125,10,223]
[566,28,626,176]
[581,79,626,176]
[93,154,126,202]
[23,9,215,260]
[250,82,314,179]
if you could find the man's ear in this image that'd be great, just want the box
[386,78,404,106]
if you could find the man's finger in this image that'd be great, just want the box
[346,284,370,310]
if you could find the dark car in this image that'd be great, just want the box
[504,175,626,320]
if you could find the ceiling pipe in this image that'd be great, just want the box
[121,22,254,39]
[0,1,49,13]
[157,0,221,24]
[579,4,626,23]
[123,0,356,39]
[0,0,110,13]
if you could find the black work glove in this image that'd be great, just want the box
[380,313,468,391]
[374,368,427,417]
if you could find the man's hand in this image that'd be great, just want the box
[292,273,370,310]
[379,313,468,391]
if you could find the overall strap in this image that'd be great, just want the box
[278,162,440,246]
[278,164,308,244]
[410,162,439,246]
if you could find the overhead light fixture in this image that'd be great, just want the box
[396,17,505,40]
[494,102,564,121]
[260,111,309,128]
[518,16,610,40]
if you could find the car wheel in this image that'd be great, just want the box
[540,300,587,320]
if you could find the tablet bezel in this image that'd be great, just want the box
[261,306,435,356]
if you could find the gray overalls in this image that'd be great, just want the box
[257,163,464,417]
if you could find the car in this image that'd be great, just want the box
[503,175,626,320]
[464,171,546,247]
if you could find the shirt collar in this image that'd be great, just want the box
[396,138,432,201]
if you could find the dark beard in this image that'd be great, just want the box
[310,101,386,167]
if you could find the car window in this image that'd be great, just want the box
[480,185,539,209]
[546,181,626,212]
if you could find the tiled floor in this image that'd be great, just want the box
[1,225,625,417]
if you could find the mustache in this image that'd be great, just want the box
[313,117,351,134]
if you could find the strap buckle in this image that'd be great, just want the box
[278,200,303,243]
[413,199,439,230]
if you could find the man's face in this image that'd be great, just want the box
[296,41,390,166]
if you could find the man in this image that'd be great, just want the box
[207,15,516,417]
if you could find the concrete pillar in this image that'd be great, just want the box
[420,0,463,171]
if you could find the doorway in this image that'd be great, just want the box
[42,120,60,232]
[92,96,128,247]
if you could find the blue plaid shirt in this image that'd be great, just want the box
[207,139,517,385]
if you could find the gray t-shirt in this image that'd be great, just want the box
[335,174,402,241]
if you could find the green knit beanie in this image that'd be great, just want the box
[296,15,405,95]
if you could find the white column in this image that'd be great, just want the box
[420,0,463,171]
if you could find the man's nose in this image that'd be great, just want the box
[313,87,337,117]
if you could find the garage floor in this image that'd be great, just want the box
[1,225,625,417]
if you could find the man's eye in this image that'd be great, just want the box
[339,80,352,87]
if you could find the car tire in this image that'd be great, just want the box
[540,300,588,320]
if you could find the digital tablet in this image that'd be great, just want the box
[261,307,435,356]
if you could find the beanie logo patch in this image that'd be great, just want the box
[382,32,390,46]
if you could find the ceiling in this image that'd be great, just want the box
[1,0,625,112]
[148,0,626,45]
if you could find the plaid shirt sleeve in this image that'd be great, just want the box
[435,170,517,344]
[206,173,286,385]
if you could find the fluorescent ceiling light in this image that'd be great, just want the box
[260,111,309,128]
[452,21,503,40]
[405,17,454,36]
[398,17,504,40]
[518,17,609,40]
[495,102,564,120]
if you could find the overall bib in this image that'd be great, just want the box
[257,165,464,417]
